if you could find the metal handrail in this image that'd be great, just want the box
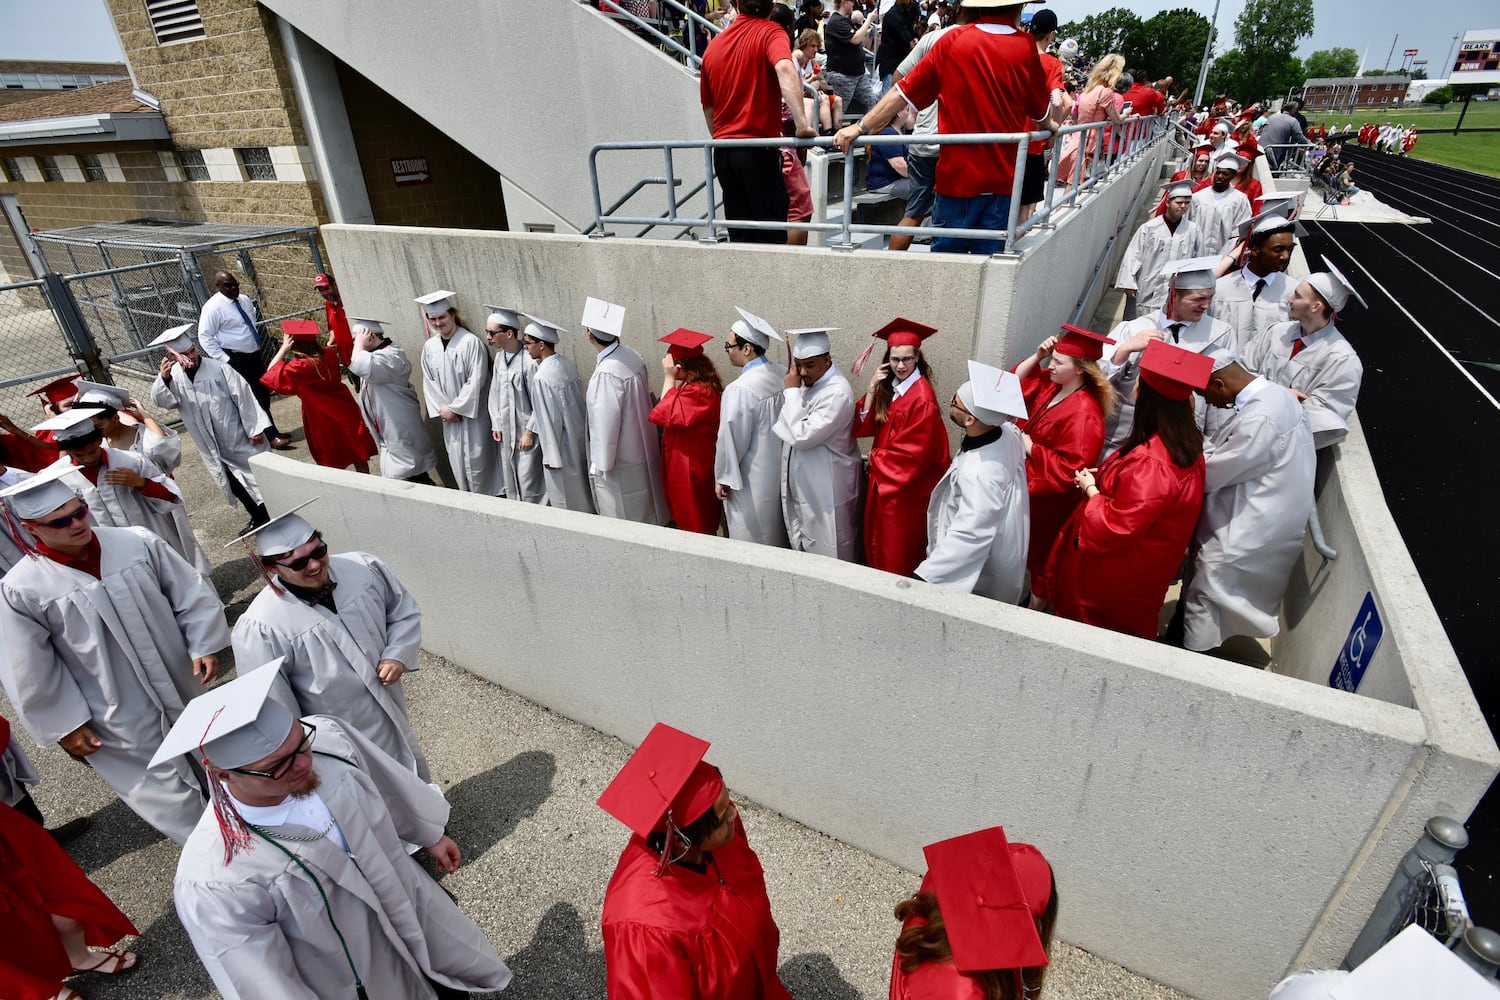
[582,177,683,236]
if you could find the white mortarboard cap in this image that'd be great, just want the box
[1201,345,1240,374]
[1329,924,1497,1000]
[1163,256,1221,290]
[581,296,626,339]
[1239,210,1307,243]
[732,306,783,349]
[348,317,387,334]
[0,463,83,520]
[414,290,457,317]
[35,406,104,445]
[73,380,131,410]
[961,360,1027,423]
[149,323,195,352]
[148,660,295,771]
[1256,189,1301,219]
[786,327,838,360]
[1214,151,1249,173]
[225,498,319,556]
[1162,179,1195,200]
[484,306,523,330]
[523,316,566,345]
[1307,256,1367,313]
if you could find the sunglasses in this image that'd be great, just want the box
[230,723,317,780]
[274,540,329,572]
[33,502,89,530]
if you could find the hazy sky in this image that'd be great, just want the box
[2,0,1496,80]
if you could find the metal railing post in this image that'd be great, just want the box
[1344,817,1470,969]
[40,272,107,382]
[663,147,680,221]
[589,147,609,237]
[836,140,857,250]
[1003,143,1026,252]
[700,145,722,243]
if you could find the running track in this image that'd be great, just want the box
[1301,145,1500,924]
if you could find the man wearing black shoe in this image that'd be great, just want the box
[197,271,293,450]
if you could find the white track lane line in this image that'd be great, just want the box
[1352,157,1500,207]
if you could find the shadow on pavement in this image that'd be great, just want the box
[779,951,863,999]
[83,906,216,999]
[70,798,170,877]
[446,749,556,861]
[501,901,606,998]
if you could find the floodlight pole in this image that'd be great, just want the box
[1192,0,1220,108]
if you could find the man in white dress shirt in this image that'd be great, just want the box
[196,271,289,448]
[525,317,595,513]
[583,297,668,525]
[714,307,789,547]
[485,307,544,504]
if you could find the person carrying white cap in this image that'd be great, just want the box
[1166,348,1315,652]
[0,466,228,845]
[415,291,503,496]
[346,318,438,484]
[483,306,544,504]
[161,666,512,999]
[150,323,274,532]
[714,307,790,547]
[915,361,1030,603]
[1116,179,1210,321]
[772,327,862,560]
[1239,256,1366,449]
[522,315,595,513]
[1188,152,1253,256]
[582,297,669,526]
[1210,200,1303,348]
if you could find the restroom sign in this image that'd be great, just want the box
[1330,592,1383,692]
[391,157,431,186]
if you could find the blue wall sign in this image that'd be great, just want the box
[1330,592,1384,692]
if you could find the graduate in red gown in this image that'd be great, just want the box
[599,723,793,1000]
[261,319,376,473]
[14,375,85,456]
[1,724,141,1000]
[650,329,724,534]
[889,826,1057,1000]
[1048,341,1209,640]
[1012,325,1115,605]
[853,318,951,576]
[313,273,355,368]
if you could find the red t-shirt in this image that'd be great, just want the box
[1027,51,1066,156]
[898,21,1049,198]
[699,15,792,139]
[1124,83,1164,118]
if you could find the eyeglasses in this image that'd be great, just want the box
[230,722,317,780]
[889,355,918,367]
[274,540,328,572]
[724,340,744,351]
[33,502,89,530]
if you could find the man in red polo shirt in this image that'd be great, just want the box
[833,0,1055,254]
[700,0,816,244]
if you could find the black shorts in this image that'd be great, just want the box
[1020,154,1048,205]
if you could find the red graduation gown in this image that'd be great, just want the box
[1015,367,1105,601]
[0,432,58,473]
[602,818,793,1000]
[856,378,951,576]
[324,299,354,367]
[1047,436,1205,640]
[262,347,376,469]
[887,915,987,1000]
[649,382,724,534]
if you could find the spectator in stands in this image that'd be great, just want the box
[823,0,881,116]
[261,320,376,474]
[794,29,842,131]
[1049,341,1208,640]
[1011,325,1114,608]
[1188,152,1253,254]
[773,327,861,561]
[1117,180,1208,322]
[876,0,920,93]
[793,0,823,36]
[853,319,949,577]
[525,317,596,512]
[914,361,1030,604]
[700,0,817,243]
[348,319,438,485]
[1258,104,1309,171]
[1335,162,1360,197]
[1018,9,1070,224]
[650,329,724,534]
[1056,54,1126,187]
[889,827,1057,1000]
[834,0,1057,256]
[715,308,789,546]
[1123,69,1165,119]
[865,106,914,201]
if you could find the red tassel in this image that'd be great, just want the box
[198,707,255,864]
[242,541,283,596]
[1,507,38,560]
[850,339,877,379]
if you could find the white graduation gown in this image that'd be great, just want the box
[529,353,595,513]
[1115,216,1209,316]
[1100,311,1236,459]
[1211,269,1294,350]
[1181,380,1316,650]
[714,358,790,547]
[586,343,669,525]
[487,348,545,503]
[349,343,439,480]
[1240,320,1364,449]
[0,526,228,844]
[113,422,210,576]
[772,364,862,561]
[0,466,32,572]
[231,552,430,782]
[915,425,1029,603]
[1188,186,1252,255]
[2,729,40,808]
[420,328,502,494]
[174,718,512,1000]
[151,356,271,506]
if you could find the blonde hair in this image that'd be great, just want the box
[797,28,820,49]
[1085,54,1125,93]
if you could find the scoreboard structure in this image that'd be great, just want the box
[1451,28,1500,84]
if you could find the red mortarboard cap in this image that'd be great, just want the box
[1139,340,1213,401]
[1053,324,1113,363]
[597,723,724,838]
[872,317,938,350]
[282,319,322,343]
[660,328,714,361]
[26,374,83,405]
[312,273,333,289]
[922,827,1052,972]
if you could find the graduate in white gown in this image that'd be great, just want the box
[772,328,862,561]
[229,501,430,781]
[160,667,511,1000]
[347,318,439,483]
[915,362,1030,603]
[0,464,31,572]
[715,307,790,547]
[1210,199,1302,349]
[1188,152,1253,255]
[1116,180,1208,320]
[524,316,596,513]
[583,297,669,525]
[1177,351,1315,651]
[484,306,545,503]
[0,469,227,844]
[415,290,502,495]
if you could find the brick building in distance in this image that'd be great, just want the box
[1300,75,1413,113]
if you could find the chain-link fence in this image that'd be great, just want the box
[0,276,88,427]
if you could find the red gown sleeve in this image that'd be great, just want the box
[1026,399,1103,497]
[604,921,701,1000]
[326,304,353,366]
[260,357,301,396]
[650,384,718,430]
[868,386,950,493]
[1075,451,1181,553]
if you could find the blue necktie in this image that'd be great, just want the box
[232,299,261,348]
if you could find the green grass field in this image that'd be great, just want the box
[1308,101,1500,178]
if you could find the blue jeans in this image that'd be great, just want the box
[931,192,1010,255]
